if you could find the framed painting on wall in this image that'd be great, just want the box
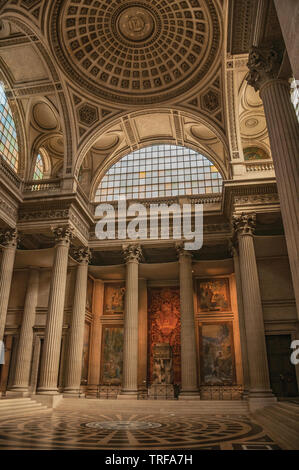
[100,325,124,385]
[103,283,126,314]
[81,322,90,384]
[197,278,230,312]
[199,322,235,385]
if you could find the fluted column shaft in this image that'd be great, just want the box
[231,245,250,395]
[37,228,72,394]
[178,248,200,398]
[64,249,90,395]
[11,268,39,393]
[0,230,18,342]
[87,280,103,397]
[233,214,273,400]
[247,47,299,317]
[260,80,299,316]
[119,245,142,399]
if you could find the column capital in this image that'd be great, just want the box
[232,213,256,237]
[72,247,91,265]
[175,242,193,260]
[0,228,18,248]
[246,46,285,92]
[52,226,74,246]
[122,244,143,264]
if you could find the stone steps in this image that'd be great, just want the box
[253,403,299,450]
[58,398,249,414]
[0,398,50,420]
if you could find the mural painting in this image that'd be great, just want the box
[148,287,181,384]
[81,322,90,384]
[101,326,123,385]
[198,278,230,312]
[243,146,270,161]
[104,283,126,314]
[199,322,235,385]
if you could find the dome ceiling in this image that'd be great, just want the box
[50,0,220,105]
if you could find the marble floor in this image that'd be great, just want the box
[0,398,284,450]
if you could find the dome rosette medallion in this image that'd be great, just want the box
[50,0,221,105]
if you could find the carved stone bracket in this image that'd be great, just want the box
[52,226,74,246]
[232,212,256,237]
[246,46,283,91]
[0,228,18,247]
[122,244,143,264]
[72,247,92,264]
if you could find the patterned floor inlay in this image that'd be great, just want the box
[0,407,282,450]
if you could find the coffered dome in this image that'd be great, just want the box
[50,0,221,105]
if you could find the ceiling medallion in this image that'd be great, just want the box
[117,6,155,42]
[51,0,221,105]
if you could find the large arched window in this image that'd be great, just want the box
[33,153,44,180]
[95,145,223,202]
[0,83,19,171]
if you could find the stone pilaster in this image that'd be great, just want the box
[230,241,250,397]
[11,268,39,394]
[37,227,73,395]
[118,244,142,399]
[176,244,200,399]
[0,229,18,342]
[64,248,91,396]
[247,46,299,318]
[233,213,276,410]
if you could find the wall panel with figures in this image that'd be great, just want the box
[147,287,181,385]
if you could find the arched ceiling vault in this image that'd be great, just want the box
[77,109,230,201]
[0,0,228,179]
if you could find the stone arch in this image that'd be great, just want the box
[76,108,230,201]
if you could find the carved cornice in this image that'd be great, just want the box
[0,228,18,247]
[72,247,91,264]
[246,46,284,92]
[122,244,143,264]
[232,212,256,237]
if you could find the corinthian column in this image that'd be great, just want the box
[64,248,91,396]
[118,244,142,400]
[11,268,39,394]
[0,229,18,342]
[176,244,200,399]
[233,213,276,410]
[247,46,299,318]
[37,227,73,395]
[230,241,250,396]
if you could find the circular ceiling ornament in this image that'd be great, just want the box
[50,0,220,105]
[117,6,155,42]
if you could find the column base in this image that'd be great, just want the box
[117,391,138,400]
[179,390,201,400]
[6,388,30,397]
[63,389,81,397]
[248,389,277,412]
[33,394,63,409]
